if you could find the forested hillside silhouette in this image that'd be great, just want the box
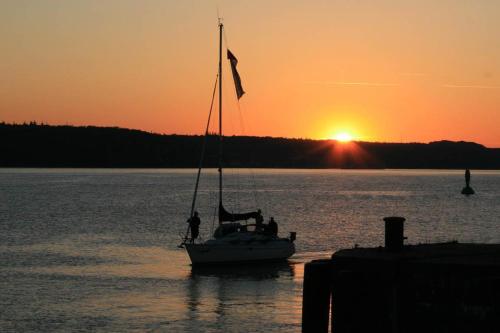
[1,123,499,169]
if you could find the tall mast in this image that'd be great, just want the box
[218,22,223,215]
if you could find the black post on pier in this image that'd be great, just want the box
[384,216,406,252]
[301,259,332,333]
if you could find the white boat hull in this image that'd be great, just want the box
[185,240,295,265]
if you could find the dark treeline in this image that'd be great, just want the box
[1,123,499,169]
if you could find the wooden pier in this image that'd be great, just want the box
[302,217,500,333]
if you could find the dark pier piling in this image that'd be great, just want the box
[302,217,500,333]
[302,259,332,332]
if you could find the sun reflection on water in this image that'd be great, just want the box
[3,237,306,332]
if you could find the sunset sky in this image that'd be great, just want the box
[1,0,499,147]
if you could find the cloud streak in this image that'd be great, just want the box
[443,84,500,89]
[306,81,399,87]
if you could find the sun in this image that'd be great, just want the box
[333,132,353,142]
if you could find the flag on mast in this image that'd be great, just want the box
[227,50,245,99]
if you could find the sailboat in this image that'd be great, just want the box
[181,22,296,265]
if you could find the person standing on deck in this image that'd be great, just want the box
[465,169,471,187]
[255,209,264,231]
[268,217,278,236]
[188,211,201,243]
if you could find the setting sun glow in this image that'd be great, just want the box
[333,132,353,142]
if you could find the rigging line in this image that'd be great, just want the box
[210,191,217,237]
[221,83,240,212]
[222,21,243,134]
[224,24,261,213]
[181,72,219,244]
[235,99,262,211]
[190,72,219,217]
[223,27,230,51]
[230,99,242,213]
[222,25,245,213]
[221,57,242,212]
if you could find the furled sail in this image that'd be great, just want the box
[219,202,258,223]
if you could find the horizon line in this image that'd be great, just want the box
[1,121,497,148]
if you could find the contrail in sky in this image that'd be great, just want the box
[306,81,398,87]
[442,84,500,89]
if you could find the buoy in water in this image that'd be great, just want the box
[461,186,475,196]
[461,169,475,195]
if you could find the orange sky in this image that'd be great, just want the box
[1,1,499,147]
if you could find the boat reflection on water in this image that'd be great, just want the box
[190,261,296,280]
[185,261,301,332]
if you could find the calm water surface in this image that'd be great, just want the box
[1,169,499,332]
